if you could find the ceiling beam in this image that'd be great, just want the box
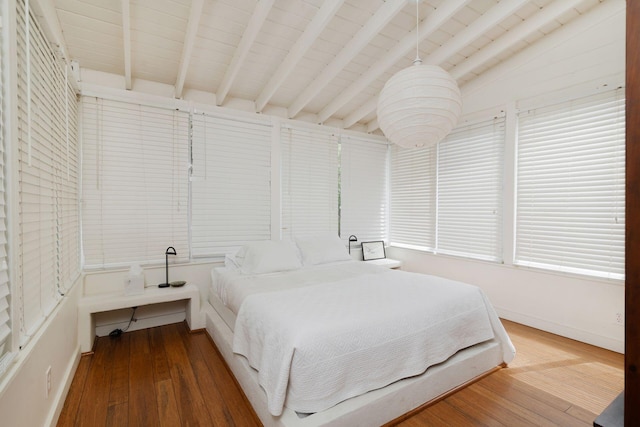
[312,0,471,124]
[335,0,528,128]
[216,0,275,106]
[366,118,379,134]
[175,0,204,99]
[343,97,376,129]
[451,0,585,80]
[287,0,407,119]
[121,0,132,90]
[255,0,345,112]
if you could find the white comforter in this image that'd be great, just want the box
[229,264,515,416]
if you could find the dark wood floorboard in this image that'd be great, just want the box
[57,320,623,427]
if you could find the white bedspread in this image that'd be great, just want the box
[230,265,515,416]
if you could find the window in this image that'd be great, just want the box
[389,144,437,251]
[389,116,503,261]
[190,113,272,257]
[437,117,504,261]
[339,135,389,244]
[16,0,80,346]
[81,98,189,268]
[515,89,625,279]
[281,126,339,239]
[0,11,11,373]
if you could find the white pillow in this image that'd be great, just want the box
[295,235,352,266]
[235,240,302,274]
[224,253,239,270]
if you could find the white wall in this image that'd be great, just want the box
[389,1,626,353]
[388,247,624,352]
[0,279,81,427]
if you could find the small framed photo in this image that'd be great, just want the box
[362,241,386,261]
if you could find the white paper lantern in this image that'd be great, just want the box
[377,63,462,148]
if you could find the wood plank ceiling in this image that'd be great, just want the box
[50,0,605,132]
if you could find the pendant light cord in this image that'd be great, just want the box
[414,0,421,65]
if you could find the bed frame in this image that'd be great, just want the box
[203,295,507,427]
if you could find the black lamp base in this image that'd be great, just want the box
[158,283,170,288]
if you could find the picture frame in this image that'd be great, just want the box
[361,241,386,261]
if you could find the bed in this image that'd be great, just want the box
[202,237,515,426]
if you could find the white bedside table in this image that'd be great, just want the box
[365,258,402,269]
[78,283,202,353]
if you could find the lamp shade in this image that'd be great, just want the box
[377,63,462,148]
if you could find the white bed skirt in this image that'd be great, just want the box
[203,299,506,427]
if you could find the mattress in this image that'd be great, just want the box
[211,261,515,417]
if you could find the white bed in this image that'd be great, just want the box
[203,238,515,427]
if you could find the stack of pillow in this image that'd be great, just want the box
[226,235,353,275]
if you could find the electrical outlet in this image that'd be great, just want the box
[615,312,624,325]
[45,366,51,398]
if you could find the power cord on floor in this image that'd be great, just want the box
[109,306,138,337]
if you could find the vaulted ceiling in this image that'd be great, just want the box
[44,0,606,132]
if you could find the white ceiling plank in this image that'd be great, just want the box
[216,0,275,106]
[319,0,529,124]
[451,0,585,80]
[121,0,131,90]
[174,0,204,99]
[461,0,625,97]
[313,0,471,124]
[287,0,408,119]
[32,0,79,91]
[255,0,345,112]
[424,0,531,66]
[52,0,610,133]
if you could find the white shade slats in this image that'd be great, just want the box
[389,144,437,250]
[515,89,625,279]
[389,116,504,261]
[191,114,272,257]
[282,127,339,239]
[82,98,189,268]
[0,14,10,371]
[14,0,80,351]
[340,135,389,244]
[437,118,505,261]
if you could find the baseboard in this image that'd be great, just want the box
[496,307,624,353]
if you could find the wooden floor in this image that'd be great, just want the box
[57,320,623,427]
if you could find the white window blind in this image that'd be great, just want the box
[81,98,189,268]
[515,89,625,279]
[437,117,504,261]
[282,126,339,239]
[389,144,437,250]
[190,113,272,257]
[16,0,80,345]
[0,15,13,373]
[340,135,389,244]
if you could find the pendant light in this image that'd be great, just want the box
[377,0,462,148]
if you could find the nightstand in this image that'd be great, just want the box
[366,258,402,269]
